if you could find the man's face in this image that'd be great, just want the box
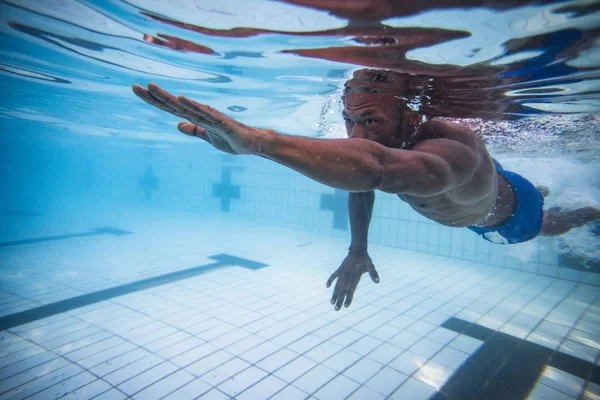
[342,92,409,148]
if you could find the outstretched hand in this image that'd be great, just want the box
[326,252,380,311]
[132,83,268,155]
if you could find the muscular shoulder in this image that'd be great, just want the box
[417,118,482,150]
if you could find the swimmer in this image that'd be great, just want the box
[132,69,600,311]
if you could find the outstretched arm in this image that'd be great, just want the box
[132,83,479,195]
[327,191,380,310]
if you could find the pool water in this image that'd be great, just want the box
[1,1,599,399]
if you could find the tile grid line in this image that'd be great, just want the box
[0,331,128,400]
[3,274,355,399]
[3,251,596,400]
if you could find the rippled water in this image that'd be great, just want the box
[2,0,600,142]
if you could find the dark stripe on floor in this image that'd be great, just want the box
[434,317,599,400]
[0,227,132,248]
[0,254,268,331]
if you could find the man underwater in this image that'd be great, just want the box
[132,69,599,311]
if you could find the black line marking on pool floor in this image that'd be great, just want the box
[0,227,132,248]
[0,254,268,331]
[434,317,599,399]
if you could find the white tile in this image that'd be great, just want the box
[527,382,575,400]
[367,342,404,365]
[0,349,58,379]
[161,378,211,400]
[500,323,531,339]
[448,335,481,355]
[427,328,459,345]
[432,347,470,370]
[293,364,337,394]
[537,321,570,337]
[389,377,436,400]
[559,340,598,363]
[345,336,383,356]
[1,364,84,400]
[90,348,151,377]
[274,356,317,383]
[0,344,47,369]
[414,360,454,390]
[313,374,360,400]
[407,321,437,337]
[365,365,408,396]
[273,329,309,349]
[156,337,205,360]
[388,315,418,330]
[256,348,299,372]
[131,369,195,400]
[539,366,586,398]
[239,340,280,364]
[237,375,287,400]
[119,362,179,396]
[78,342,138,370]
[343,357,383,384]
[389,351,428,376]
[195,388,231,400]
[347,385,386,400]
[27,371,97,400]
[217,366,268,397]
[145,331,191,353]
[527,331,562,350]
[328,329,363,347]
[370,324,399,341]
[224,334,265,355]
[202,357,251,387]
[269,384,308,400]
[93,388,128,400]
[61,379,112,400]
[568,329,600,351]
[304,341,343,363]
[287,334,324,354]
[388,330,422,350]
[409,338,445,359]
[323,349,362,372]
[583,382,600,400]
[103,354,165,386]
[186,350,234,377]
[168,343,219,367]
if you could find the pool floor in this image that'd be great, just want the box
[0,210,598,399]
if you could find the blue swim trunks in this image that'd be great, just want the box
[467,159,544,244]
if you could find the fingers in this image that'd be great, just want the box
[344,289,355,308]
[335,287,344,311]
[132,84,185,117]
[326,271,338,288]
[332,278,358,311]
[178,96,230,125]
[330,280,340,305]
[177,122,207,140]
[343,278,359,308]
[368,265,380,283]
[147,83,188,115]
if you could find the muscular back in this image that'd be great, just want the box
[396,119,501,227]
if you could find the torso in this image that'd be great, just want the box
[396,119,514,228]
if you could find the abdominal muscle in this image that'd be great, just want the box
[397,169,502,228]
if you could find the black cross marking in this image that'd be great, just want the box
[434,317,599,399]
[213,167,244,212]
[0,254,268,331]
[0,227,132,248]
